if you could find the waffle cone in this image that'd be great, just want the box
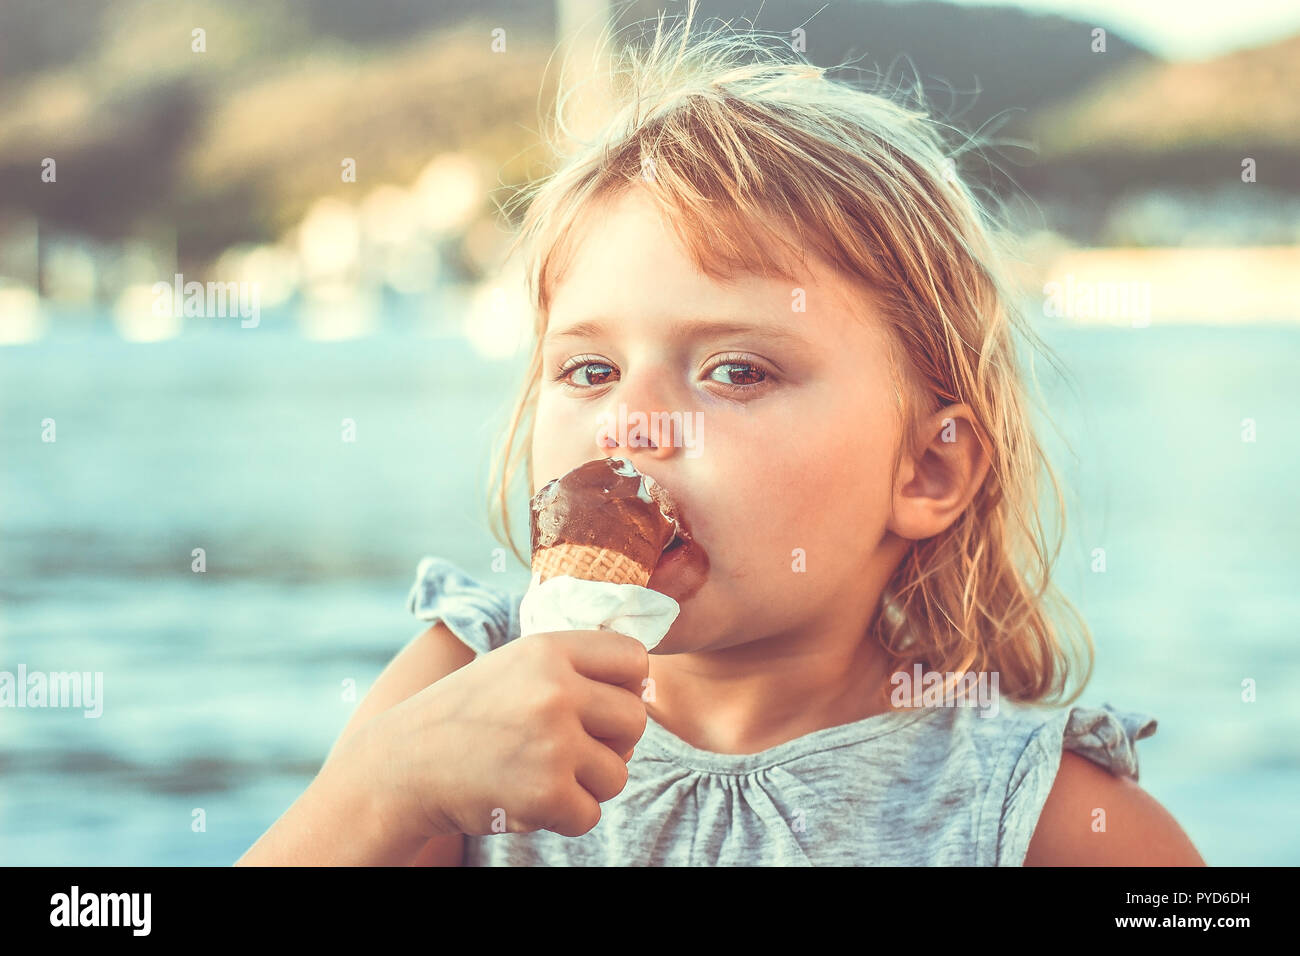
[531,543,652,587]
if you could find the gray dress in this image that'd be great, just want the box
[406,555,1158,866]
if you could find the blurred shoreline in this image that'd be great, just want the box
[1010,243,1300,325]
[4,242,1300,349]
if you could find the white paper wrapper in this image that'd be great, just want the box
[518,572,681,651]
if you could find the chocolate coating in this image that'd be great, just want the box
[530,457,680,569]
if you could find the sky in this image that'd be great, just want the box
[925,0,1300,59]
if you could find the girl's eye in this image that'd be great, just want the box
[554,356,617,388]
[706,358,768,391]
[551,353,772,396]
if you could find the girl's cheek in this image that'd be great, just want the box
[531,404,596,489]
[538,392,586,430]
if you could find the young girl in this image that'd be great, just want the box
[238,4,1204,866]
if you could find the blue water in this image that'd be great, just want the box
[1,313,1297,865]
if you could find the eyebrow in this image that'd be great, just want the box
[543,318,813,350]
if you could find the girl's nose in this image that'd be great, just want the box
[624,411,676,458]
[595,408,678,459]
[594,380,682,460]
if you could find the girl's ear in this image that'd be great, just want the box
[887,404,992,541]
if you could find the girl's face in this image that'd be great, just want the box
[532,187,910,654]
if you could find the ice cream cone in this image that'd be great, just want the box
[532,542,652,587]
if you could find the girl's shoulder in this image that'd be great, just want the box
[970,698,1159,865]
[405,555,527,657]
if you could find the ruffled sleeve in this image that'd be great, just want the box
[1061,704,1157,780]
[405,555,525,656]
[996,703,1158,866]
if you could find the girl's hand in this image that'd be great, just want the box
[363,629,649,839]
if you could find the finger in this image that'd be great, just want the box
[594,738,636,763]
[573,737,631,805]
[542,784,602,839]
[556,630,649,697]
[576,681,647,757]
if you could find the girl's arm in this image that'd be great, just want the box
[233,723,430,866]
[1024,751,1207,866]
[236,623,476,866]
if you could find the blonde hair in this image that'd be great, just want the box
[486,0,1093,707]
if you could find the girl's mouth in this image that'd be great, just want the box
[653,533,686,571]
[659,517,695,562]
[650,524,709,601]
[654,534,690,569]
